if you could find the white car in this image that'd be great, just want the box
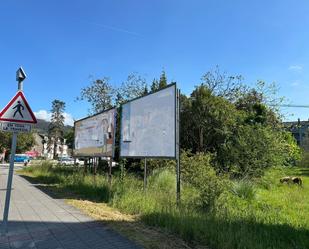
[58,157,80,166]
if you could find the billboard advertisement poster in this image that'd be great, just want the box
[74,108,116,157]
[120,84,176,158]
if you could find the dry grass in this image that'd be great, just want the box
[67,199,197,249]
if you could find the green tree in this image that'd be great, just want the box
[64,128,74,150]
[116,73,147,104]
[159,70,167,89]
[181,84,237,153]
[16,133,35,154]
[180,68,298,177]
[77,77,114,113]
[200,66,245,102]
[143,84,148,96]
[220,125,300,177]
[150,78,159,92]
[0,132,35,157]
[235,88,280,128]
[0,131,10,152]
[48,100,65,158]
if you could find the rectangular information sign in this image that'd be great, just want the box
[0,122,32,133]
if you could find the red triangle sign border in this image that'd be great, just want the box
[0,91,37,124]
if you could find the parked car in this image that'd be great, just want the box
[14,154,31,166]
[58,157,82,166]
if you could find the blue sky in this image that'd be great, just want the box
[1,0,309,125]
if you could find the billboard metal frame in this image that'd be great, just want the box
[119,83,177,159]
[73,107,116,158]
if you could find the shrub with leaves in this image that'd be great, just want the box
[181,151,227,209]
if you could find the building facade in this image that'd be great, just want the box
[28,133,69,159]
[283,119,309,146]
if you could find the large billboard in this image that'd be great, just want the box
[120,84,176,158]
[74,108,116,157]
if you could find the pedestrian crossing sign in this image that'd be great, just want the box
[0,91,37,124]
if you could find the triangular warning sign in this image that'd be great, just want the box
[0,91,37,124]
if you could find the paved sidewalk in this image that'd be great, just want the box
[0,165,142,249]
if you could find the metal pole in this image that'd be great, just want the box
[2,72,25,234]
[176,89,181,205]
[143,158,147,192]
[108,157,112,187]
[2,132,17,234]
[18,82,23,92]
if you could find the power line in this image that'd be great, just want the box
[279,104,309,108]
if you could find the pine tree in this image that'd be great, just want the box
[151,79,159,92]
[159,70,168,89]
[143,84,148,96]
[48,100,65,159]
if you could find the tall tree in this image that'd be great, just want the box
[77,77,114,114]
[181,85,237,153]
[150,78,159,92]
[143,84,149,96]
[200,66,245,102]
[48,100,65,158]
[116,73,147,104]
[158,70,168,89]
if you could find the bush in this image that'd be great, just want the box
[219,125,300,178]
[181,151,227,209]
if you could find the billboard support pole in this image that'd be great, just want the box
[108,157,112,187]
[83,158,87,175]
[144,158,147,192]
[94,157,96,175]
[93,157,97,185]
[176,88,181,205]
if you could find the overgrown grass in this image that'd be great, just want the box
[230,180,256,200]
[19,163,309,249]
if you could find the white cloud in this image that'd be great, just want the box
[34,110,74,126]
[288,65,303,72]
[63,112,75,126]
[34,110,51,121]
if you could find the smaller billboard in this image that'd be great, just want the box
[74,108,116,157]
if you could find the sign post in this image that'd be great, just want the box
[2,132,17,234]
[0,67,37,234]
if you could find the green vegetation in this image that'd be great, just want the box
[15,68,306,248]
[48,99,66,158]
[19,161,309,249]
[0,131,35,156]
[76,68,301,179]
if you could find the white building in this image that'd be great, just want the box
[31,134,69,159]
